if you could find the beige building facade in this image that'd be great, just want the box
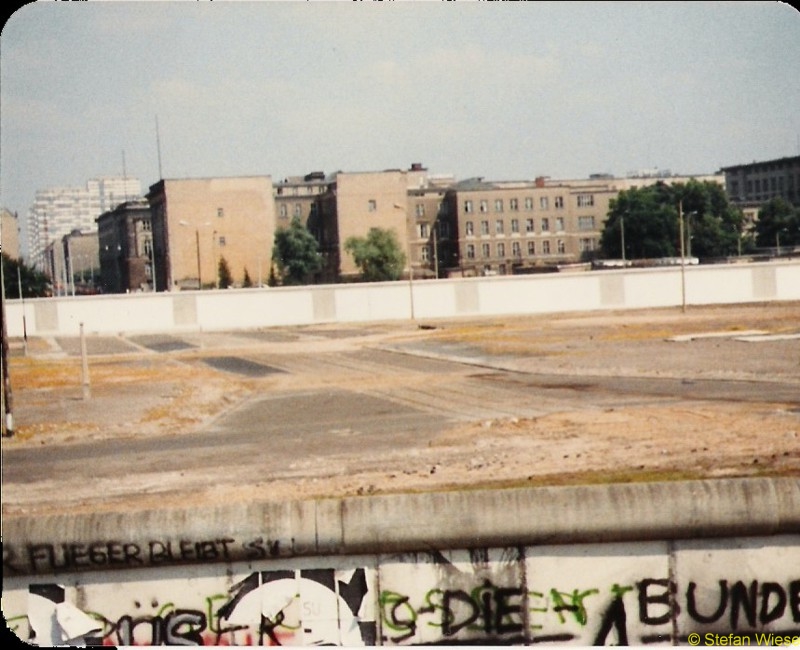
[148,176,275,291]
[447,177,616,276]
[1,208,21,260]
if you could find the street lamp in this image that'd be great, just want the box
[620,213,626,266]
[679,201,687,313]
[394,203,414,320]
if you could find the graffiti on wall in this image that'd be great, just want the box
[4,537,799,646]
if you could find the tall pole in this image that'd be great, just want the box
[433,227,439,279]
[195,228,202,289]
[17,268,27,356]
[620,214,626,266]
[1,252,13,436]
[679,200,686,313]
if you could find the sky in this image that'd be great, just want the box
[1,0,799,218]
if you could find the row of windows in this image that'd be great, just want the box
[463,194,593,213]
[415,222,451,238]
[464,216,596,235]
[464,237,597,259]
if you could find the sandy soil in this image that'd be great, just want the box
[2,302,799,512]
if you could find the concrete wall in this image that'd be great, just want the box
[3,478,799,645]
[5,261,800,337]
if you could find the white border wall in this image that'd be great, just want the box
[5,261,800,337]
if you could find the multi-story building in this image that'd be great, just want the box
[25,176,141,269]
[719,155,800,229]
[147,176,275,291]
[314,169,413,281]
[1,208,21,260]
[41,230,99,295]
[446,176,616,276]
[274,171,328,231]
[96,199,154,293]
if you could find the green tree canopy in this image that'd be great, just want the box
[2,253,50,298]
[601,180,744,260]
[271,217,323,285]
[754,198,800,249]
[344,227,406,282]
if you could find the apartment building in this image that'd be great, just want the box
[720,155,800,205]
[147,176,275,291]
[96,199,154,293]
[42,230,99,296]
[25,176,141,269]
[1,208,21,260]
[314,169,411,281]
[447,177,616,276]
[720,155,800,229]
[274,171,328,229]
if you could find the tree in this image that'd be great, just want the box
[217,256,233,289]
[601,180,744,261]
[601,184,679,260]
[242,267,253,288]
[2,254,50,298]
[753,198,800,249]
[344,227,406,282]
[271,217,323,285]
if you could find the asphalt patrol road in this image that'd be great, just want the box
[2,302,799,515]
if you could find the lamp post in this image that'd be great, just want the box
[394,203,414,321]
[179,220,210,289]
[679,200,686,313]
[620,213,626,266]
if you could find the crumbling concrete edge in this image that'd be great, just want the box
[3,477,798,577]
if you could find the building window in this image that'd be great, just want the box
[554,196,564,209]
[421,246,430,262]
[464,200,473,213]
[512,241,521,257]
[494,199,504,212]
[557,239,566,254]
[577,194,594,207]
[526,218,534,233]
[479,200,488,213]
[217,208,224,218]
[497,243,505,258]
[294,203,302,218]
[510,198,519,211]
[218,236,227,247]
[541,217,550,232]
[280,204,288,218]
[416,203,425,218]
[511,218,519,233]
[495,219,504,234]
[540,196,549,210]
[482,243,491,258]
[466,221,474,236]
[368,199,377,212]
[418,223,429,238]
[542,240,551,254]
[578,216,595,230]
[466,244,476,259]
[525,197,534,211]
[556,217,564,231]
[481,220,490,235]
[527,241,535,256]
[579,238,595,252]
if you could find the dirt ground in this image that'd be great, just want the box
[2,302,799,512]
